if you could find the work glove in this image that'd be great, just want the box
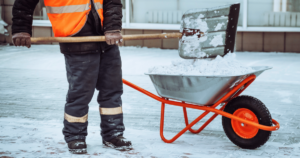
[105,31,123,45]
[12,32,31,48]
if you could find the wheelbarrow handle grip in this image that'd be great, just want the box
[31,33,183,43]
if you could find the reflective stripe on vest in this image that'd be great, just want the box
[93,0,104,30]
[44,0,104,37]
[94,2,103,10]
[46,4,90,14]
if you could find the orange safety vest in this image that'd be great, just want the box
[44,0,104,37]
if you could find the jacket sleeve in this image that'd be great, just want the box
[12,0,40,36]
[103,0,123,32]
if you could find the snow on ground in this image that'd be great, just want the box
[0,45,299,157]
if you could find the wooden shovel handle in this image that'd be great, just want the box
[31,33,182,43]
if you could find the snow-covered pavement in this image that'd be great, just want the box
[0,45,299,157]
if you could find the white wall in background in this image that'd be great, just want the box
[273,0,281,12]
[131,0,177,23]
[248,0,273,26]
[132,0,243,26]
[282,0,287,12]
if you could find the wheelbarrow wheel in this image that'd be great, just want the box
[222,95,272,149]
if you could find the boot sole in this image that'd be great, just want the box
[69,148,87,154]
[103,141,133,151]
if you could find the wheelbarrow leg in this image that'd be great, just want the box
[160,99,216,143]
[183,105,226,134]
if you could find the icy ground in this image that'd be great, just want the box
[0,45,299,158]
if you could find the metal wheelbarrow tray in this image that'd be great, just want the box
[145,66,271,106]
[122,66,280,149]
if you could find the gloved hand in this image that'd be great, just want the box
[12,32,31,48]
[105,32,123,45]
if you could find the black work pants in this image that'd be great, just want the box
[62,45,125,143]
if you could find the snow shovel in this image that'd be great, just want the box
[31,3,240,59]
[179,3,240,59]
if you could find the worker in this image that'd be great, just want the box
[11,0,132,154]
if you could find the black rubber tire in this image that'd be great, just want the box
[222,95,272,149]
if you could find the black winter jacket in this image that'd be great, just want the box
[12,0,123,54]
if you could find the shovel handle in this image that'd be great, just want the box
[31,33,182,43]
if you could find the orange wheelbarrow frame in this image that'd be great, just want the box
[122,75,280,143]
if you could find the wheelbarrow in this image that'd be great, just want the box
[123,66,280,149]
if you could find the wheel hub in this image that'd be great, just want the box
[231,108,259,139]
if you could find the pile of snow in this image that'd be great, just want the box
[148,53,255,76]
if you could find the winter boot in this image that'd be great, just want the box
[68,140,87,154]
[103,136,133,151]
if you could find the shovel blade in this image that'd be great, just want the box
[179,3,240,59]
